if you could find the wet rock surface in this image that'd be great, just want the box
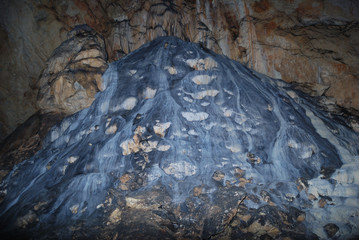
[0,37,359,239]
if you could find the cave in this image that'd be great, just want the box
[0,1,359,239]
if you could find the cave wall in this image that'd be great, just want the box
[0,0,358,141]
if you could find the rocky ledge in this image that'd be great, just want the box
[0,37,358,240]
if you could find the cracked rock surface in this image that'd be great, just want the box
[0,37,358,239]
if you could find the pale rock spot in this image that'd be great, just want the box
[188,129,198,136]
[165,66,177,75]
[192,75,215,85]
[331,163,359,184]
[158,145,171,151]
[105,124,117,135]
[300,145,316,159]
[61,165,68,175]
[287,140,299,149]
[128,69,137,76]
[96,203,104,209]
[181,112,209,121]
[153,122,171,138]
[183,96,193,103]
[186,57,218,71]
[33,201,48,211]
[224,88,234,95]
[67,156,78,164]
[226,145,241,153]
[70,204,79,214]
[74,49,103,61]
[191,90,219,99]
[201,102,210,106]
[224,109,233,117]
[143,87,157,99]
[121,97,137,110]
[287,90,298,100]
[108,208,122,224]
[15,211,37,228]
[105,117,112,127]
[101,101,109,113]
[140,141,158,153]
[163,161,197,179]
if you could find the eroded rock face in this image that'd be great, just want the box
[0,0,358,140]
[0,37,358,239]
[37,25,108,114]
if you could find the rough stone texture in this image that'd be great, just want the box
[1,37,358,239]
[1,0,358,141]
[0,112,64,183]
[37,24,108,114]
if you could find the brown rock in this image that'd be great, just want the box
[37,25,108,115]
[212,170,225,181]
[318,198,327,208]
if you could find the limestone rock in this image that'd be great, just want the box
[37,25,108,114]
[1,0,359,141]
[1,37,358,239]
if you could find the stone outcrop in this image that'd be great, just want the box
[1,36,359,240]
[0,0,358,141]
[37,24,108,114]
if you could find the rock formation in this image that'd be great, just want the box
[37,24,108,114]
[0,37,358,239]
[1,0,358,141]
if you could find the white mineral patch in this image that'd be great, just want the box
[202,122,217,130]
[223,109,233,117]
[143,87,157,99]
[223,88,234,95]
[172,130,189,138]
[163,161,197,179]
[287,90,299,101]
[226,145,241,153]
[305,108,353,163]
[67,156,78,164]
[50,130,59,142]
[331,163,359,184]
[128,69,137,76]
[192,75,215,85]
[120,97,137,110]
[101,101,109,113]
[201,102,210,106]
[183,96,193,103]
[165,66,177,75]
[185,57,217,70]
[287,139,299,149]
[105,124,117,135]
[61,165,68,175]
[300,145,315,159]
[157,145,171,151]
[120,139,137,156]
[191,90,219,99]
[153,122,171,137]
[188,129,198,136]
[181,112,209,121]
[141,141,158,153]
[106,117,111,127]
[70,204,79,214]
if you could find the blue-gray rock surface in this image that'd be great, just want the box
[0,36,358,239]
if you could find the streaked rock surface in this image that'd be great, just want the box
[0,37,358,239]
